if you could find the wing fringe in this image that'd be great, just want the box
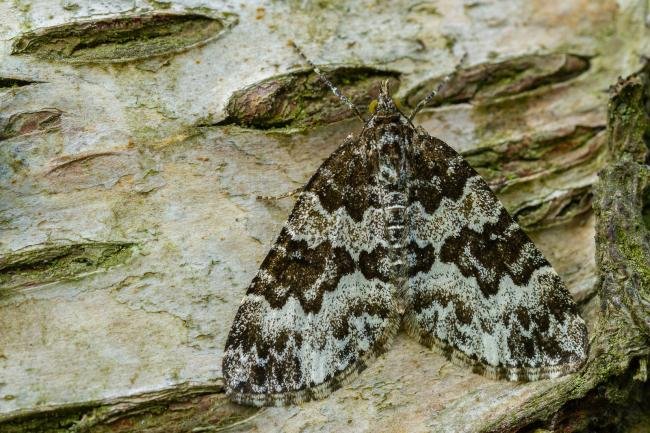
[226,312,400,407]
[403,316,588,382]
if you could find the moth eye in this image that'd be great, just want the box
[368,99,378,113]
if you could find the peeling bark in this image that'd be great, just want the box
[0,109,62,140]
[218,67,399,129]
[405,54,591,108]
[11,11,237,63]
[0,242,135,295]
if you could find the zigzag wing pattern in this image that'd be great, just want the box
[404,130,589,380]
[222,135,400,406]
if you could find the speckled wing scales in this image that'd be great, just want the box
[222,136,400,406]
[404,131,589,380]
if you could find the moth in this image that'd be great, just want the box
[223,47,588,407]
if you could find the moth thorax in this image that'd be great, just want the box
[378,130,406,175]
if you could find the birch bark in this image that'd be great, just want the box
[0,1,648,432]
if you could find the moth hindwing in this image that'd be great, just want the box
[222,82,588,407]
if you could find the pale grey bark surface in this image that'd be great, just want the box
[0,1,648,432]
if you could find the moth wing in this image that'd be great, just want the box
[223,136,399,406]
[405,131,588,380]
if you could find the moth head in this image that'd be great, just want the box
[374,80,398,116]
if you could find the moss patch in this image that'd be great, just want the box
[616,224,650,294]
[642,184,650,231]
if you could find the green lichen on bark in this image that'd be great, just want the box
[0,404,99,433]
[10,12,236,63]
[0,242,136,292]
[594,66,650,335]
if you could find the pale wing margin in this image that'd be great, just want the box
[404,131,588,381]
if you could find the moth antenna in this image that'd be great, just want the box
[257,186,303,201]
[288,40,366,123]
[408,52,468,122]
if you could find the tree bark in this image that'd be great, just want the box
[0,1,648,432]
